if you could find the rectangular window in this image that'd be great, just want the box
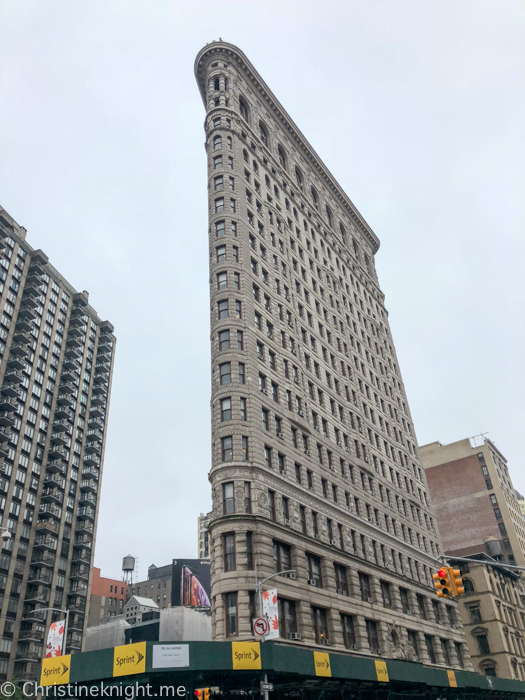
[400,588,410,615]
[219,329,230,350]
[278,599,297,638]
[311,606,329,645]
[221,397,231,421]
[299,506,307,534]
[359,572,372,602]
[440,638,451,666]
[380,581,392,608]
[220,363,231,385]
[334,564,348,596]
[366,619,380,654]
[246,531,253,570]
[273,540,291,573]
[244,482,251,512]
[341,614,357,649]
[221,436,232,461]
[417,594,427,619]
[225,592,237,636]
[268,490,276,520]
[306,553,322,587]
[224,533,236,571]
[238,363,245,383]
[223,482,234,514]
[242,436,249,461]
[425,635,436,664]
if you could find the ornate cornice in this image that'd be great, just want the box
[195,42,381,256]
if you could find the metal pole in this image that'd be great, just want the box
[441,554,525,572]
[62,608,69,656]
[262,673,269,700]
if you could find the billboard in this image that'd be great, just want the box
[171,559,211,608]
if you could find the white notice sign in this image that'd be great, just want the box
[152,644,190,669]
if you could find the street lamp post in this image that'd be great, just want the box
[255,568,296,620]
[34,607,70,657]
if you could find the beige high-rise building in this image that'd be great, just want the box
[194,42,470,669]
[421,437,525,567]
[198,511,212,559]
[0,206,115,680]
[450,555,525,680]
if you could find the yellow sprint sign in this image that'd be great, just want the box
[113,641,147,677]
[314,652,331,677]
[375,659,389,682]
[232,641,261,669]
[40,655,71,686]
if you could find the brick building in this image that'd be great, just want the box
[87,567,127,627]
[421,437,525,567]
[194,41,470,669]
[451,554,525,680]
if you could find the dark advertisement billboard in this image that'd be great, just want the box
[171,559,211,608]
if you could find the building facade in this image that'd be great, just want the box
[87,567,127,627]
[451,555,525,680]
[194,42,470,669]
[0,207,115,680]
[421,437,525,567]
[130,564,173,610]
[198,511,212,559]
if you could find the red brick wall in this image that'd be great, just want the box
[90,567,127,599]
[425,455,502,555]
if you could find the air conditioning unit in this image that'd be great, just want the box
[345,447,350,453]
[288,321,293,328]
[350,644,358,651]
[329,465,335,472]
[354,401,358,406]
[294,378,299,385]
[267,332,272,339]
[277,432,284,439]
[291,349,297,356]
[261,388,268,395]
[330,539,338,546]
[314,533,321,540]
[284,518,290,525]
[314,427,320,432]
[336,588,345,595]
[285,572,296,580]
[337,442,344,447]
[308,579,317,587]
[384,604,392,610]
[367,597,373,603]
[297,410,304,417]
[289,632,301,640]
[365,458,370,463]
[305,450,311,456]
[406,611,412,615]
[358,428,363,433]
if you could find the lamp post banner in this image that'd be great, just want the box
[46,619,66,657]
[262,588,279,640]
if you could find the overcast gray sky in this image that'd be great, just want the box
[0,0,523,581]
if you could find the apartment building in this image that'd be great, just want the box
[194,42,470,669]
[87,567,127,627]
[451,554,525,680]
[198,511,212,559]
[0,206,115,680]
[421,437,525,567]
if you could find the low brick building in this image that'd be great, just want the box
[87,567,127,627]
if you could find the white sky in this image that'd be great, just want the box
[0,0,523,581]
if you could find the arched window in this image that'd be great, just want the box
[311,187,319,210]
[277,145,287,170]
[259,122,268,147]
[214,77,220,91]
[325,206,333,228]
[295,166,304,191]
[239,96,249,122]
[339,222,346,239]
[463,578,475,593]
[352,238,360,259]
[213,136,222,150]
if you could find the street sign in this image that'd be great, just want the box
[253,617,270,637]
[260,683,273,692]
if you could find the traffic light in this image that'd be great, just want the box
[449,568,465,597]
[433,568,452,598]
[194,690,210,700]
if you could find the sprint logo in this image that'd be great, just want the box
[113,643,147,677]
[43,662,69,678]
